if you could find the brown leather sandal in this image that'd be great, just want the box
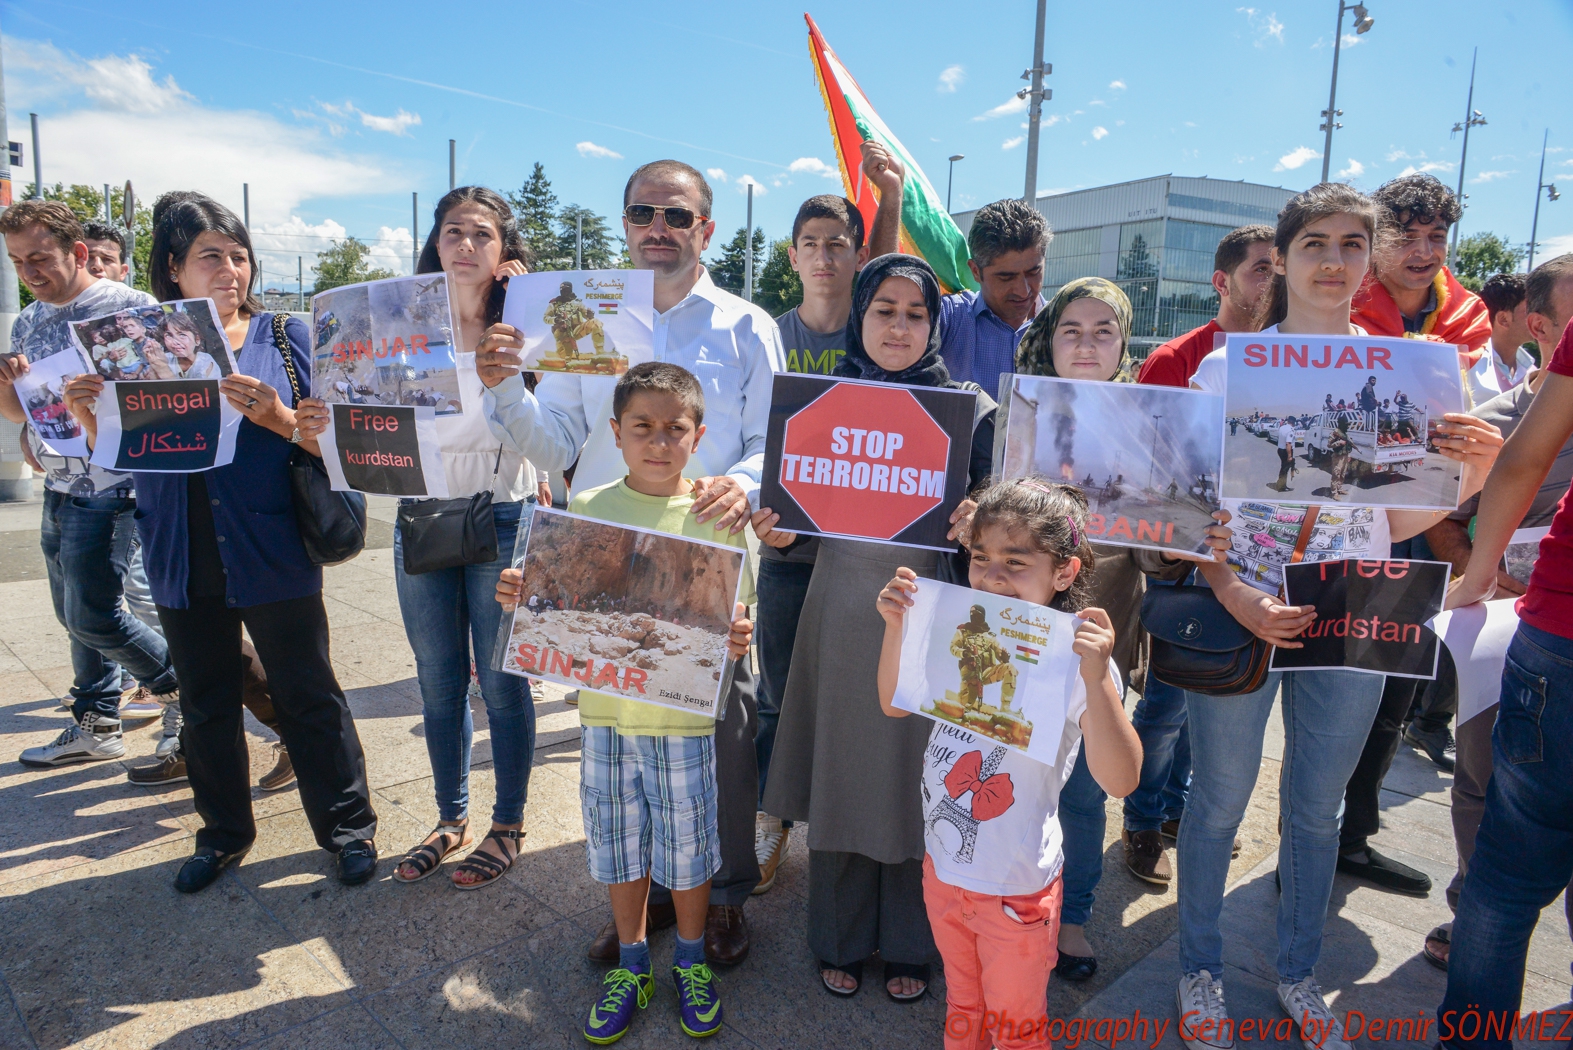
[452,828,525,891]
[393,822,470,884]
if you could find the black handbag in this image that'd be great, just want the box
[270,314,367,567]
[1140,584,1271,697]
[396,448,503,575]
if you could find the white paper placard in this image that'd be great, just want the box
[1428,598,1520,727]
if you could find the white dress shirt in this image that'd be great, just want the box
[483,268,784,498]
[1463,339,1537,409]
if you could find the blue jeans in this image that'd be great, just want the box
[1122,674,1192,833]
[393,499,535,826]
[1440,622,1573,1048]
[40,491,176,718]
[1178,669,1384,982]
[1059,744,1108,927]
[755,556,814,812]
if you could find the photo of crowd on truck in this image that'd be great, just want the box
[1221,337,1465,511]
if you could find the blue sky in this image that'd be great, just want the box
[5,0,1571,293]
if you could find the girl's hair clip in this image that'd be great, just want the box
[1065,514,1081,549]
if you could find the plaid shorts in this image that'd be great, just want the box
[579,727,720,890]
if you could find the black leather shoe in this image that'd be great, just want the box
[1054,952,1098,982]
[1337,847,1431,895]
[1404,722,1456,772]
[175,846,249,894]
[337,840,378,885]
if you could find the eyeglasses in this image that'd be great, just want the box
[624,204,707,230]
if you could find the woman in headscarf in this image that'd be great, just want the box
[757,254,995,1003]
[1015,277,1202,982]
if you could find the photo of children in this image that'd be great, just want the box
[502,269,654,375]
[69,298,235,381]
[496,507,745,718]
[1221,334,1465,510]
[312,274,463,414]
[995,375,1224,556]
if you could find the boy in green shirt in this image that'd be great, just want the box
[497,362,754,1043]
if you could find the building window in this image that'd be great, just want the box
[1042,227,1101,286]
[1166,193,1282,223]
[1118,220,1162,280]
[1118,277,1159,338]
[1157,279,1220,338]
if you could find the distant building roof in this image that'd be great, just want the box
[951,174,1296,237]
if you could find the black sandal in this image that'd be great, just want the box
[1055,952,1099,982]
[819,959,863,997]
[1423,923,1450,971]
[452,827,524,891]
[883,961,930,1003]
[393,822,470,884]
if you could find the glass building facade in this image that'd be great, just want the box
[954,176,1295,361]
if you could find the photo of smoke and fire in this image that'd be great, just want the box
[995,375,1225,555]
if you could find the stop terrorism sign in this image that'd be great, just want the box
[760,374,978,550]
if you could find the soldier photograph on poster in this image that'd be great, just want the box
[994,374,1224,557]
[502,269,655,376]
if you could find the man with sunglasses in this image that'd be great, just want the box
[477,159,782,971]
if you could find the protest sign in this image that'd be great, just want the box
[892,577,1083,766]
[316,403,447,498]
[16,348,91,458]
[1270,559,1449,678]
[760,374,975,550]
[994,374,1224,556]
[503,269,654,375]
[70,298,236,381]
[1221,333,1465,511]
[1429,599,1520,727]
[311,275,463,414]
[494,507,745,719]
[89,379,240,473]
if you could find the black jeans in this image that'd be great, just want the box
[158,594,378,855]
[1339,675,1420,853]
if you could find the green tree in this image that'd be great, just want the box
[754,238,803,317]
[1453,232,1526,292]
[554,204,624,270]
[311,237,395,293]
[707,226,767,298]
[507,163,566,269]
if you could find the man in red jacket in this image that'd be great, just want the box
[1137,224,1274,387]
[1352,173,1490,355]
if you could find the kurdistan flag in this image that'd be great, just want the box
[805,14,978,295]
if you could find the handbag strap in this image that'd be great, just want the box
[271,313,303,410]
[1289,505,1323,564]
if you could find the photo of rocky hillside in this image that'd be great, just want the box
[497,508,745,717]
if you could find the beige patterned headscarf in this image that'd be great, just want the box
[1014,276,1134,383]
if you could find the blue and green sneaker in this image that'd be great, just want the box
[584,967,653,1045]
[673,961,723,1038]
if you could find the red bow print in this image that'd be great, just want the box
[943,750,1015,822]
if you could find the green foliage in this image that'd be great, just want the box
[555,204,622,270]
[707,226,767,298]
[15,182,152,307]
[754,238,803,317]
[311,237,396,293]
[507,163,564,269]
[1453,232,1526,292]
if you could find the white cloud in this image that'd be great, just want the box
[1238,8,1285,46]
[251,216,415,283]
[357,108,421,136]
[1002,136,1025,150]
[6,38,191,114]
[576,140,623,159]
[973,95,1028,121]
[1541,232,1573,257]
[1337,159,1365,178]
[706,167,728,182]
[1395,161,1454,176]
[1274,146,1321,171]
[788,157,840,179]
[1387,148,1419,162]
[737,174,766,196]
[937,65,965,93]
[1091,126,1109,140]
[1471,170,1515,183]
[1109,80,1127,91]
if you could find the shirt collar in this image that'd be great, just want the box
[969,290,1047,329]
[658,267,725,318]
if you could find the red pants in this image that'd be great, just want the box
[923,853,1063,1050]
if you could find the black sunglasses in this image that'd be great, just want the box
[624,204,707,230]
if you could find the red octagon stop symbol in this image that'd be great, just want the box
[779,382,951,540]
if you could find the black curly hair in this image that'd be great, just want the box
[1371,173,1462,230]
[416,186,533,326]
[968,475,1096,612]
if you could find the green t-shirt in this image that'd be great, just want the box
[568,479,755,736]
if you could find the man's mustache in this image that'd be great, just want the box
[639,236,680,250]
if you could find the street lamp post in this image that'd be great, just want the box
[1529,129,1561,272]
[1020,0,1051,205]
[1319,2,1375,184]
[946,155,964,213]
[1449,48,1487,266]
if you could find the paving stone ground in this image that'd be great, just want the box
[0,494,1566,1048]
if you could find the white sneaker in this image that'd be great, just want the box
[19,713,125,766]
[753,815,788,895]
[119,685,165,721]
[1277,977,1350,1050]
[155,702,183,760]
[1177,970,1234,1050]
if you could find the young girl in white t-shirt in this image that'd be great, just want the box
[874,478,1144,1050]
